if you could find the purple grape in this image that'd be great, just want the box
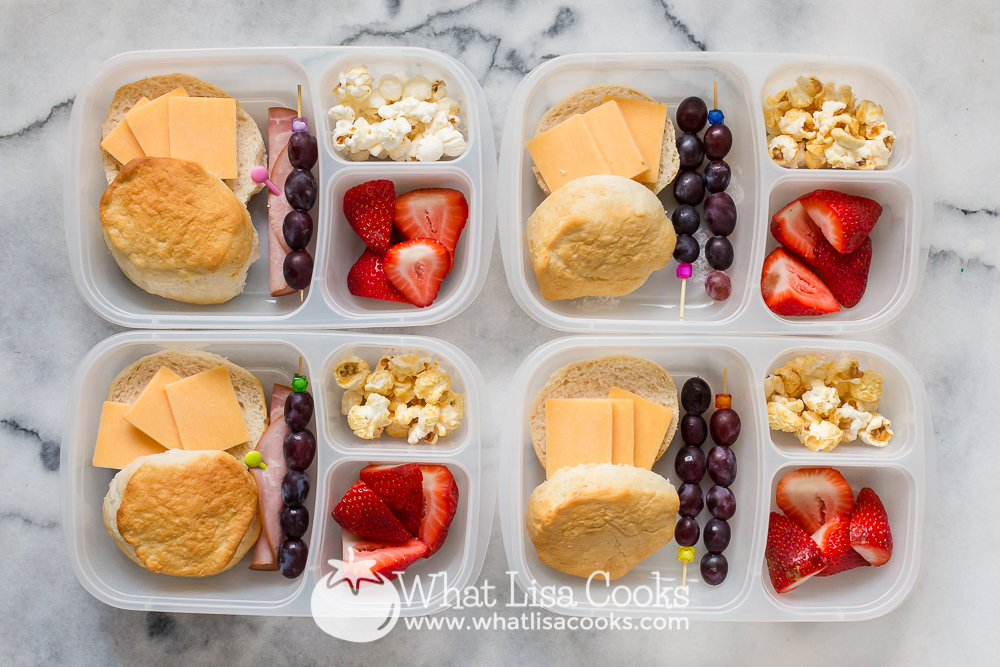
[284,390,314,431]
[281,470,311,507]
[673,234,700,264]
[287,131,318,170]
[677,483,704,517]
[676,132,705,171]
[284,168,317,210]
[704,192,737,236]
[703,123,733,160]
[280,505,310,539]
[706,485,736,520]
[704,160,731,193]
[283,429,316,471]
[671,205,700,235]
[705,236,734,270]
[673,171,705,206]
[283,250,314,290]
[676,97,708,133]
[681,377,712,415]
[680,414,708,446]
[710,408,741,446]
[705,270,732,301]
[675,516,701,546]
[700,552,728,585]
[674,445,707,483]
[707,445,737,487]
[703,518,731,553]
[282,210,314,251]
[278,538,308,578]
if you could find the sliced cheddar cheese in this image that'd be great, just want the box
[605,96,668,184]
[100,97,150,165]
[124,87,188,157]
[609,398,635,466]
[580,101,646,181]
[168,96,238,179]
[526,114,609,193]
[93,401,166,469]
[164,366,249,451]
[124,366,183,449]
[545,398,613,479]
[608,387,673,470]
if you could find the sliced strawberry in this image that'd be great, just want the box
[775,468,855,534]
[808,238,872,308]
[771,199,825,260]
[394,188,469,257]
[816,547,871,577]
[384,239,451,308]
[800,189,882,254]
[850,487,893,566]
[342,531,427,581]
[332,480,411,543]
[344,179,396,251]
[761,247,840,316]
[347,248,409,303]
[810,514,852,563]
[766,512,828,593]
[360,463,425,536]
[417,464,459,557]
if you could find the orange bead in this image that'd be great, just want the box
[715,393,731,409]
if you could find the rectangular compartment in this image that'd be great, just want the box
[65,47,496,329]
[61,331,494,616]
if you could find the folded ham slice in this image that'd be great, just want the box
[249,383,292,570]
[268,108,297,297]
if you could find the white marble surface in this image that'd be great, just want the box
[2,0,998,663]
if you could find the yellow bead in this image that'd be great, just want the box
[678,546,695,562]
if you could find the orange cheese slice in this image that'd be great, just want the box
[604,96,668,184]
[544,398,613,479]
[99,97,150,165]
[526,114,609,193]
[168,97,238,179]
[164,366,249,451]
[124,87,188,157]
[580,101,646,180]
[123,366,183,449]
[93,401,166,469]
[608,387,673,470]
[609,398,635,466]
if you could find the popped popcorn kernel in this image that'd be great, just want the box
[333,356,370,390]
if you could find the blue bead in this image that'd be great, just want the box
[708,109,725,125]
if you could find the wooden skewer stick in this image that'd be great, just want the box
[714,80,718,111]
[681,560,689,593]
[297,84,302,118]
[679,278,687,321]
[298,356,303,377]
[723,367,728,394]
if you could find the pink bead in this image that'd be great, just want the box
[676,263,693,279]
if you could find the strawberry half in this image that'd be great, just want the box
[394,188,469,258]
[347,248,409,303]
[850,487,893,566]
[810,514,851,563]
[384,239,451,308]
[360,463,425,536]
[800,189,882,254]
[766,512,828,593]
[761,247,840,316]
[816,547,871,577]
[344,179,396,251]
[332,480,412,543]
[342,531,428,581]
[775,468,855,534]
[418,464,459,557]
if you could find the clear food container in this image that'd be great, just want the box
[499,335,932,621]
[65,47,496,329]
[61,331,494,616]
[497,53,930,334]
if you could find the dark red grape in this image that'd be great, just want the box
[675,516,700,546]
[677,483,704,517]
[681,377,712,415]
[284,390,314,431]
[700,552,728,585]
[671,205,700,235]
[676,97,708,133]
[673,171,705,206]
[707,445,737,486]
[710,408,741,446]
[283,429,316,471]
[288,131,318,170]
[673,234,700,263]
[281,470,311,507]
[280,505,310,539]
[703,160,731,193]
[703,123,733,160]
[676,132,705,171]
[278,538,308,578]
[706,485,736,520]
[680,414,708,446]
[703,518,731,553]
[705,236,734,270]
[283,250,314,290]
[704,192,737,236]
[284,168,317,211]
[705,270,732,301]
[674,444,707,483]
[282,210,314,251]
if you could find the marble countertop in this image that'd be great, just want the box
[2,0,997,664]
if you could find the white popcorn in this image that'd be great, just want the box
[771,395,805,414]
[859,413,893,447]
[414,134,445,162]
[379,97,440,125]
[831,404,873,442]
[801,381,841,418]
[796,418,844,452]
[403,74,434,101]
[436,392,464,436]
[347,394,392,439]
[328,104,356,124]
[344,117,381,153]
[338,65,374,107]
[388,352,430,379]
[414,364,452,404]
[341,389,364,416]
[778,108,816,141]
[364,368,395,396]
[436,127,467,157]
[769,135,801,167]
[332,119,354,151]
[407,404,440,444]
[377,117,413,151]
[349,149,370,161]
[431,80,449,101]
[813,100,847,138]
[378,74,404,102]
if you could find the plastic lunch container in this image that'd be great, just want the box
[61,331,495,616]
[497,53,931,334]
[499,335,933,621]
[64,47,497,329]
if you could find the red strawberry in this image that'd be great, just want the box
[810,514,851,563]
[360,463,425,535]
[384,239,451,308]
[761,247,840,316]
[342,531,427,581]
[417,465,459,557]
[800,189,882,254]
[332,480,412,543]
[850,487,893,566]
[347,248,409,303]
[775,468,855,534]
[344,180,396,251]
[771,199,825,260]
[766,512,828,593]
[816,548,871,577]
[394,188,469,258]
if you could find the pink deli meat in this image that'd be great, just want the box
[268,108,297,297]
[249,383,292,570]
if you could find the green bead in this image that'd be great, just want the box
[244,451,262,468]
[292,374,308,392]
